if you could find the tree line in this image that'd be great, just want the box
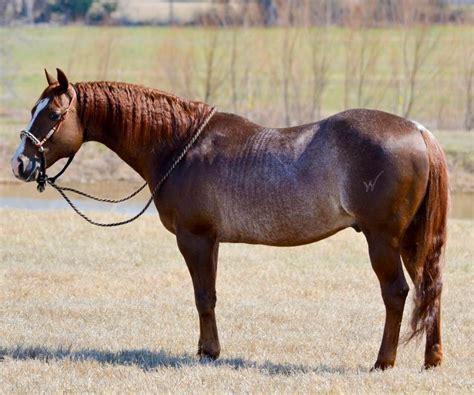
[1,0,473,26]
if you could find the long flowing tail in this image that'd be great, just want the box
[404,128,449,341]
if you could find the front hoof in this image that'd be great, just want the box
[197,344,220,361]
[199,350,220,361]
[371,361,394,371]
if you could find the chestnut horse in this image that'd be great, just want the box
[11,69,448,370]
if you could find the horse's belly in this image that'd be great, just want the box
[217,192,353,246]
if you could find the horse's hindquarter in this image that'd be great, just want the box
[164,114,354,246]
[326,109,430,236]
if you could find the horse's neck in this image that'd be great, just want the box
[75,82,212,181]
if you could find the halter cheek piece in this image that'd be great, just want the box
[19,90,76,192]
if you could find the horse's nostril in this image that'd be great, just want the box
[17,157,25,175]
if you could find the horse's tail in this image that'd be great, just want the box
[403,127,449,341]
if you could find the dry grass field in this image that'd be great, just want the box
[0,208,472,392]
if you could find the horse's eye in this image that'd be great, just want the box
[49,112,61,121]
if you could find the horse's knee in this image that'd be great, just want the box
[195,291,216,315]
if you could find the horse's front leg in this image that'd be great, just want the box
[176,228,220,360]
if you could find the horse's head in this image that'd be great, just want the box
[11,68,83,182]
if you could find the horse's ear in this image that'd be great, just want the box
[56,68,69,92]
[44,68,57,86]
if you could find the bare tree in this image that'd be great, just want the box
[462,35,473,130]
[277,0,300,126]
[157,34,198,99]
[342,1,382,110]
[392,2,439,118]
[308,28,329,120]
[259,0,277,26]
[0,39,18,104]
[66,31,81,76]
[230,28,239,112]
[281,26,298,126]
[96,30,115,81]
[168,0,174,25]
[355,29,381,108]
[388,43,402,115]
[343,30,356,109]
[201,29,228,103]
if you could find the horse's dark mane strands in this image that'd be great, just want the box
[73,81,213,149]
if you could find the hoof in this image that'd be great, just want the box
[198,350,220,361]
[424,344,442,369]
[371,361,394,371]
[197,344,220,361]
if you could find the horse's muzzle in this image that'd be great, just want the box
[11,154,40,182]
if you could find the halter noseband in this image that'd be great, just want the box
[20,87,76,192]
[20,108,69,153]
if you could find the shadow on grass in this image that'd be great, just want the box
[0,345,362,375]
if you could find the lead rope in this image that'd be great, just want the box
[46,107,216,227]
[48,178,148,203]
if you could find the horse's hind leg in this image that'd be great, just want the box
[177,229,220,360]
[366,233,409,370]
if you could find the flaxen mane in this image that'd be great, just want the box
[74,81,213,149]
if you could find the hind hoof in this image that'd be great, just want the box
[424,344,443,369]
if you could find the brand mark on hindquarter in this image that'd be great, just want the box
[364,170,384,192]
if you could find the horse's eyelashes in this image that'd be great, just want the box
[49,112,61,121]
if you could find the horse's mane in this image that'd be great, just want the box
[73,81,213,149]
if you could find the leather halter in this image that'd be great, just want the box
[19,86,77,192]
